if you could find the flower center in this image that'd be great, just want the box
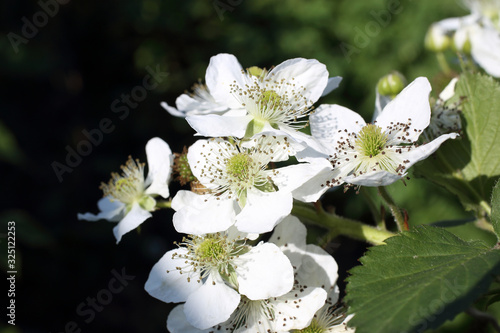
[355,124,388,157]
[196,236,228,264]
[100,157,145,204]
[226,153,254,183]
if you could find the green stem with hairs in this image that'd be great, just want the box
[377,186,406,232]
[291,201,394,246]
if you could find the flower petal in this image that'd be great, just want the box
[296,244,338,290]
[344,170,405,187]
[172,191,236,235]
[77,196,125,222]
[235,242,294,300]
[113,202,152,243]
[205,53,248,109]
[471,27,500,78]
[145,248,202,303]
[184,272,240,329]
[375,77,432,143]
[270,58,329,103]
[273,286,327,331]
[321,76,343,97]
[144,137,173,198]
[310,104,366,150]
[186,114,252,138]
[235,190,292,234]
[269,215,308,268]
[161,101,186,117]
[167,305,213,333]
[402,132,459,168]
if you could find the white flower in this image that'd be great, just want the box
[185,53,341,139]
[166,215,338,333]
[145,228,294,330]
[172,134,318,235]
[77,137,173,243]
[161,82,229,118]
[296,77,458,201]
[432,0,500,77]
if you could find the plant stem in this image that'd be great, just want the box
[360,187,386,230]
[291,201,394,246]
[436,52,452,74]
[377,186,406,232]
[156,200,172,209]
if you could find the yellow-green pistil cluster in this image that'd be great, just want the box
[226,153,253,183]
[100,157,156,212]
[355,124,389,158]
[195,235,229,265]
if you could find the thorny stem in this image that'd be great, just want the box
[291,201,394,246]
[377,186,407,232]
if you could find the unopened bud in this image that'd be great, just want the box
[425,24,451,52]
[452,29,471,54]
[376,71,407,98]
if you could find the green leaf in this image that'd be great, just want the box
[491,180,500,239]
[414,72,500,216]
[345,225,500,333]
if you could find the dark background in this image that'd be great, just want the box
[1,0,487,332]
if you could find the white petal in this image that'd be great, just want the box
[186,114,252,138]
[310,104,366,150]
[161,101,186,117]
[77,196,125,222]
[403,132,459,167]
[269,215,308,268]
[321,76,343,97]
[172,191,236,235]
[273,287,327,331]
[113,202,152,243]
[235,242,294,300]
[439,78,458,101]
[145,248,202,303]
[373,90,393,121]
[144,137,173,198]
[270,58,329,103]
[272,160,332,193]
[296,244,338,290]
[205,53,248,109]
[345,170,404,187]
[291,163,342,202]
[167,305,213,333]
[471,27,500,77]
[375,77,432,142]
[235,190,292,234]
[184,272,240,329]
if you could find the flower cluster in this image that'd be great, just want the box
[426,0,500,77]
[79,53,459,332]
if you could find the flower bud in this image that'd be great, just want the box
[376,71,407,98]
[452,28,472,54]
[425,24,451,52]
